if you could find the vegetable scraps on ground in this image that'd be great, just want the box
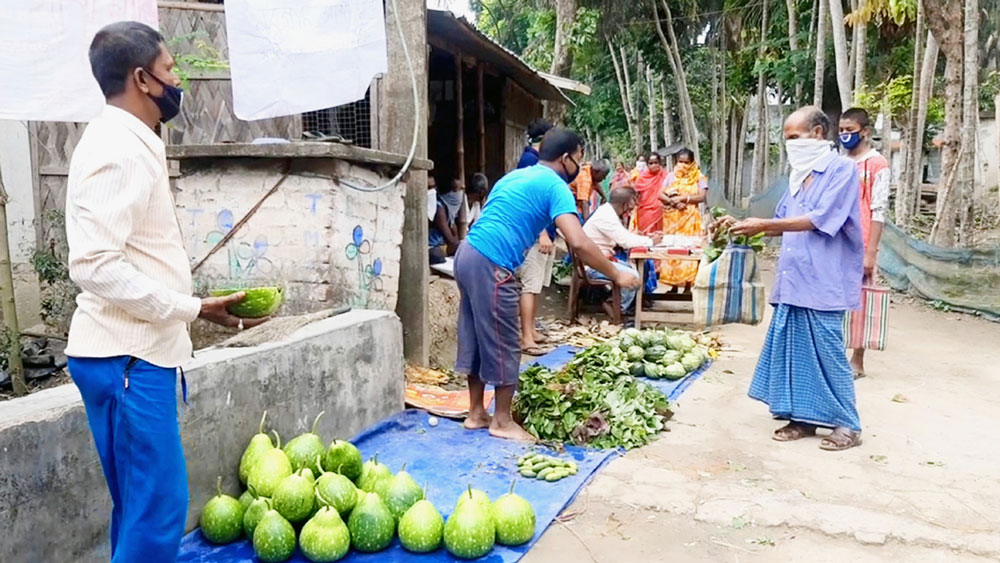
[200,411,538,562]
[514,328,718,449]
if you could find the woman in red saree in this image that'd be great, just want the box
[631,152,668,235]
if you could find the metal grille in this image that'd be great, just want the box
[302,89,372,148]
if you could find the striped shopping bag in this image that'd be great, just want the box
[843,285,890,350]
[693,245,766,327]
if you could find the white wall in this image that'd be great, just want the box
[977,118,999,197]
[0,120,41,327]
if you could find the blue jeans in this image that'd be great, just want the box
[587,262,640,312]
[68,356,188,563]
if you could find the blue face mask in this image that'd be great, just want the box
[839,131,862,150]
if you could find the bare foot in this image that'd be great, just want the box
[489,419,537,442]
[463,411,492,430]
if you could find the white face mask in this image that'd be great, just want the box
[785,138,832,194]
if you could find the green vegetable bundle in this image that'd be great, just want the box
[514,344,672,449]
[704,206,765,263]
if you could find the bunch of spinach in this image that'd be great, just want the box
[514,344,672,450]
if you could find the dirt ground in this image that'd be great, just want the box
[522,271,1000,562]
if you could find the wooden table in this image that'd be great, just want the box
[630,248,703,329]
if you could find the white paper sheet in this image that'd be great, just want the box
[0,0,158,122]
[225,0,388,121]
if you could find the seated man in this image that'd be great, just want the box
[428,176,463,265]
[582,187,662,314]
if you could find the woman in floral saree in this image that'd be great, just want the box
[659,148,708,289]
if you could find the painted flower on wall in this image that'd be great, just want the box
[345,225,383,306]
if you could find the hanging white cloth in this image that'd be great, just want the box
[0,0,158,121]
[225,0,388,121]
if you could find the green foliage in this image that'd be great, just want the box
[31,247,68,285]
[167,32,229,89]
[981,71,1000,114]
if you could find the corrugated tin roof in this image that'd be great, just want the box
[427,9,572,105]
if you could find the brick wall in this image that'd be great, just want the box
[173,157,405,315]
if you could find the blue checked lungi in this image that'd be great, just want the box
[749,304,861,431]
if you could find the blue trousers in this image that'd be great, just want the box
[68,356,188,563]
[586,262,640,311]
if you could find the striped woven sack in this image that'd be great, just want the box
[693,245,766,327]
[843,285,889,350]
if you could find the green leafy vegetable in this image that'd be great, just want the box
[514,343,673,450]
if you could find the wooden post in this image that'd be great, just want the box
[455,52,468,238]
[0,163,26,396]
[477,62,486,174]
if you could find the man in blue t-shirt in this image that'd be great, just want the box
[455,127,641,441]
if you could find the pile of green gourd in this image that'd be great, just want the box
[517,453,578,482]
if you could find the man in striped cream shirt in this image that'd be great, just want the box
[65,22,266,561]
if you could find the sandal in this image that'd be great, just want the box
[521,345,551,357]
[772,422,817,442]
[819,427,862,451]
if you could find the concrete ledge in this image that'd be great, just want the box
[0,310,404,563]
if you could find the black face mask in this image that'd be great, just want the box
[143,69,184,123]
[562,155,581,183]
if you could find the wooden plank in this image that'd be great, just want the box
[455,52,465,187]
[157,1,224,12]
[166,142,434,170]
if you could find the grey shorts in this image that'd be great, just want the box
[517,243,554,295]
[454,242,521,387]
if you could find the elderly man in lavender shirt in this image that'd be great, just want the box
[724,106,864,451]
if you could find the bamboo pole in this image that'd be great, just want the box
[455,52,468,238]
[996,94,1000,212]
[0,162,26,396]
[477,62,486,174]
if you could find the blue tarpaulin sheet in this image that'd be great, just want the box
[523,345,711,401]
[178,409,618,563]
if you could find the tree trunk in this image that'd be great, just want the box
[897,7,926,228]
[828,0,854,109]
[814,3,829,106]
[653,0,700,160]
[925,0,965,246]
[929,54,964,246]
[786,0,803,101]
[848,0,859,81]
[646,58,658,152]
[636,53,647,151]
[551,0,576,77]
[777,84,787,174]
[711,60,722,179]
[853,3,867,92]
[662,79,675,148]
[719,48,729,190]
[751,0,770,195]
[735,99,752,202]
[911,32,940,218]
[609,39,642,156]
[0,168,26,397]
[880,94,892,174]
[956,0,979,245]
[547,0,577,124]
